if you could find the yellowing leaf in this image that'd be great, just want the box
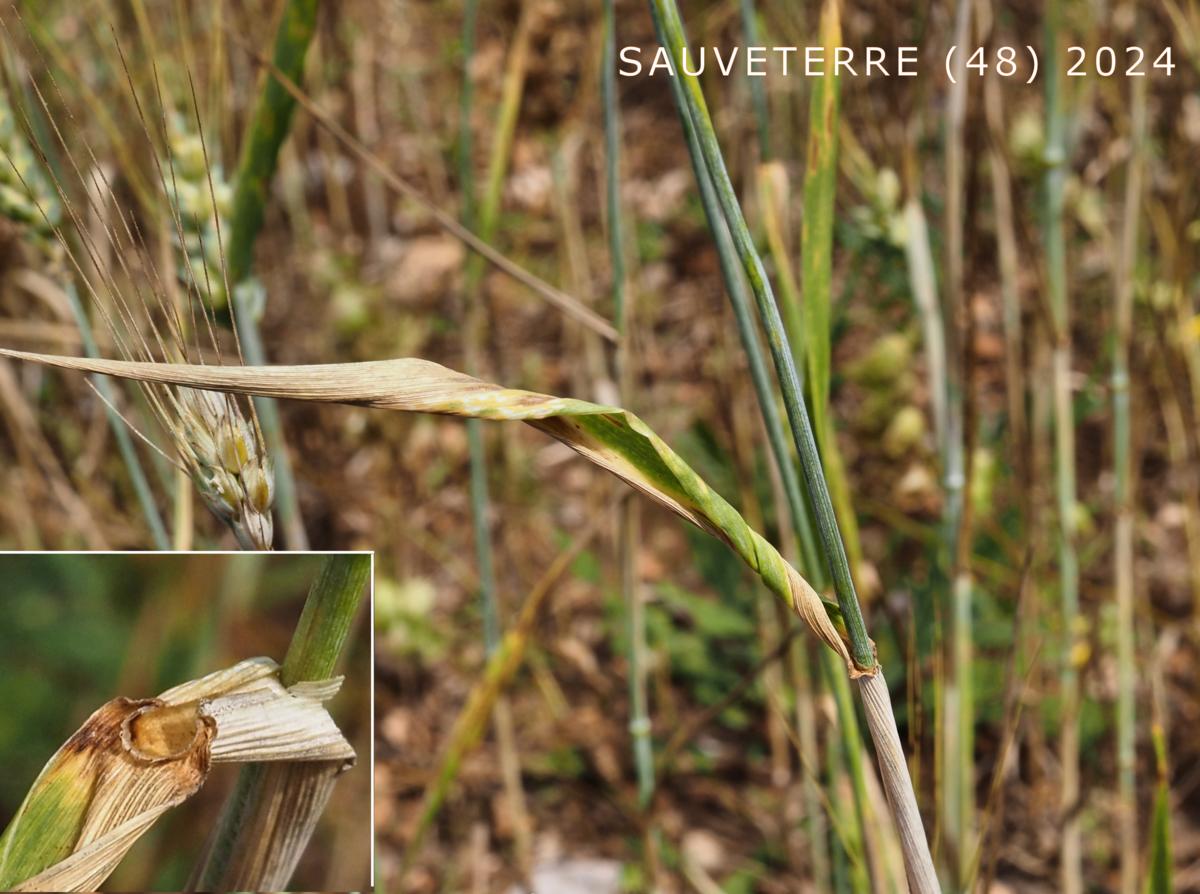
[0,348,865,673]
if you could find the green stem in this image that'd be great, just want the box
[942,0,973,879]
[1043,6,1081,894]
[226,0,319,285]
[64,283,169,548]
[467,419,499,652]
[603,0,654,811]
[622,497,653,809]
[225,0,320,550]
[647,0,872,671]
[737,0,771,162]
[280,554,371,684]
[458,0,506,656]
[192,554,369,890]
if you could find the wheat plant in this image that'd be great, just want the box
[0,83,169,547]
[2,1,1196,889]
[0,344,931,888]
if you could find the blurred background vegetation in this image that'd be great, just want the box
[0,553,371,891]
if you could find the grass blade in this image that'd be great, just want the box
[224,0,321,551]
[225,0,317,287]
[798,0,864,581]
[0,347,858,666]
[800,0,838,435]
[1146,724,1171,894]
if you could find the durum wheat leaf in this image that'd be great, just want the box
[0,348,860,669]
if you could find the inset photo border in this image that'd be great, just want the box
[0,551,372,893]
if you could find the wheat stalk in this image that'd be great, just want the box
[1043,5,1083,892]
[1112,66,1148,894]
[192,554,370,890]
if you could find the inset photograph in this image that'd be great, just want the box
[0,552,371,892]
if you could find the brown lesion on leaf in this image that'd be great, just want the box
[123,700,216,763]
[60,697,216,776]
[60,699,144,757]
[500,389,556,411]
[136,721,215,805]
[465,380,501,393]
[529,415,582,439]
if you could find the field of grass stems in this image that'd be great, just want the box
[1,0,1199,890]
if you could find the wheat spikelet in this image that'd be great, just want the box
[175,386,274,548]
[3,43,278,548]
[164,111,234,310]
[0,89,61,258]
